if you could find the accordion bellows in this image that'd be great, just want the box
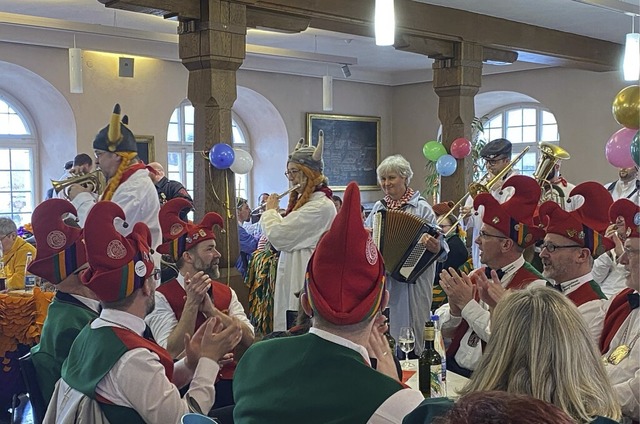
[372,209,442,284]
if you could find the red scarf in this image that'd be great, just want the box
[285,185,333,215]
[384,188,415,210]
[119,162,150,186]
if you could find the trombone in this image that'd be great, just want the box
[437,146,530,236]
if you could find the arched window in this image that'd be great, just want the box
[167,100,250,201]
[483,104,559,177]
[0,95,36,226]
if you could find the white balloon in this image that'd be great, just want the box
[230,148,254,174]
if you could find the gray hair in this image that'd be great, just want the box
[376,155,414,185]
[0,217,17,236]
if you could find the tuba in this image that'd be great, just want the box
[533,142,570,208]
[51,170,106,199]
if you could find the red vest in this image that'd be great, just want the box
[156,278,235,379]
[599,288,635,354]
[566,280,605,307]
[446,264,542,358]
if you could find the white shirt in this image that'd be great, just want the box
[554,272,595,296]
[145,273,254,349]
[91,309,220,423]
[604,179,640,203]
[308,328,425,424]
[592,253,630,298]
[579,292,639,420]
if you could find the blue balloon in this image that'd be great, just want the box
[209,143,235,169]
[436,154,457,177]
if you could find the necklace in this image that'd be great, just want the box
[603,319,639,365]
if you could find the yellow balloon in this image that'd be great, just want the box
[612,85,640,129]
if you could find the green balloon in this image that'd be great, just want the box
[422,141,447,162]
[631,131,640,167]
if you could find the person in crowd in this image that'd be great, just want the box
[0,217,36,290]
[538,182,613,305]
[437,176,547,377]
[71,153,94,175]
[458,287,621,424]
[28,199,100,404]
[543,161,576,210]
[57,160,74,181]
[235,198,258,279]
[148,161,193,213]
[67,104,161,249]
[48,201,242,423]
[365,154,446,356]
[461,138,519,269]
[234,182,433,424]
[331,194,343,213]
[260,134,336,331]
[432,201,470,309]
[250,192,270,224]
[592,217,629,297]
[605,166,639,203]
[147,197,254,408]
[580,198,639,421]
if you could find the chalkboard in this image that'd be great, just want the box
[306,113,380,190]
[135,135,155,164]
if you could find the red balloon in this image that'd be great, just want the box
[450,138,472,159]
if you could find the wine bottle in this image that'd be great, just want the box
[419,321,444,398]
[431,314,447,396]
[382,308,396,354]
[24,252,37,289]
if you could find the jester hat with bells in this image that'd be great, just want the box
[539,182,615,258]
[473,175,546,249]
[81,202,155,303]
[156,198,224,262]
[305,181,386,325]
[609,198,640,240]
[93,104,138,153]
[28,199,88,284]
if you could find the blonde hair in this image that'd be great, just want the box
[460,286,621,423]
[286,164,327,213]
[101,151,138,201]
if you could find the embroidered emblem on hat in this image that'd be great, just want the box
[199,229,207,237]
[365,237,378,265]
[634,212,640,226]
[47,230,66,249]
[106,240,127,260]
[492,216,500,224]
[170,223,183,236]
[134,260,147,277]
[567,229,577,238]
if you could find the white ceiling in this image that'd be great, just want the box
[0,0,638,85]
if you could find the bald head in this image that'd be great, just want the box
[148,162,165,183]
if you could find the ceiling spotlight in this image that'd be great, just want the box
[341,64,351,78]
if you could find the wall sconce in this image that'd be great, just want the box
[68,48,83,94]
[375,0,395,46]
[323,75,333,112]
[623,32,640,81]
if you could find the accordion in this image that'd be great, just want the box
[372,209,442,284]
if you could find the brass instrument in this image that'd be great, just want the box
[437,146,530,236]
[51,170,106,199]
[250,184,301,214]
[533,142,571,207]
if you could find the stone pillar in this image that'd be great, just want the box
[432,42,483,203]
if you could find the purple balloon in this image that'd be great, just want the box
[605,128,637,168]
[209,143,235,169]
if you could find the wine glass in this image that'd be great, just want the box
[398,326,416,369]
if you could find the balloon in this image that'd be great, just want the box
[612,85,640,130]
[208,143,235,169]
[450,138,472,159]
[436,154,457,177]
[229,148,254,174]
[605,128,637,168]
[631,131,640,167]
[422,141,447,162]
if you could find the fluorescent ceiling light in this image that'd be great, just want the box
[623,32,640,81]
[375,0,395,46]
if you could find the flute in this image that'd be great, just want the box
[251,184,301,214]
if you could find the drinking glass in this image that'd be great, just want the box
[398,326,416,369]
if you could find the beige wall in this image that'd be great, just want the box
[0,41,630,205]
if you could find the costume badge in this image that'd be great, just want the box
[492,216,500,224]
[578,231,585,239]
[170,223,183,236]
[47,230,66,249]
[524,234,532,243]
[467,332,480,348]
[134,260,147,277]
[513,224,520,231]
[106,240,127,260]
[186,237,192,243]
[365,237,378,265]
[634,212,640,226]
[566,229,577,238]
[199,229,207,237]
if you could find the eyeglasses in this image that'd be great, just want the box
[479,230,508,240]
[484,157,508,166]
[0,233,14,242]
[284,169,301,178]
[623,247,640,255]
[150,268,161,282]
[540,242,582,253]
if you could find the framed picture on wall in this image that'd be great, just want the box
[135,135,155,164]
[306,113,380,190]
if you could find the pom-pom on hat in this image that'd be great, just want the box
[156,198,223,262]
[480,138,512,159]
[609,198,640,239]
[81,202,154,302]
[28,199,87,284]
[305,181,385,325]
[539,181,614,258]
[473,175,545,248]
[288,130,325,173]
[93,104,138,153]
